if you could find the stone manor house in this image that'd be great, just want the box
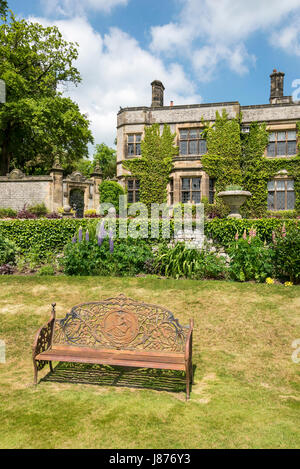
[117,70,300,211]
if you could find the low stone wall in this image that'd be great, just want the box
[0,170,52,211]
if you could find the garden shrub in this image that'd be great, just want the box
[0,236,18,265]
[99,181,125,213]
[271,225,300,283]
[27,203,48,217]
[155,242,228,280]
[0,208,17,218]
[62,237,153,276]
[227,231,274,282]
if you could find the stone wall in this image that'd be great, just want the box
[0,170,52,210]
[0,168,102,213]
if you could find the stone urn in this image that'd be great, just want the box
[62,204,74,218]
[217,190,252,219]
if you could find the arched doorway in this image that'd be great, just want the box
[70,188,85,218]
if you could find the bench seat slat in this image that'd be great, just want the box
[36,347,186,371]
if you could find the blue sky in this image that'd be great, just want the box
[6,0,300,150]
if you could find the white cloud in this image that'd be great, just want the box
[29,16,202,150]
[40,0,129,17]
[150,0,300,80]
[270,16,300,56]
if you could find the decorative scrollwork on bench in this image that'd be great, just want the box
[52,294,188,352]
[33,304,56,371]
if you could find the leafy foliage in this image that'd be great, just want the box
[202,110,242,193]
[0,12,93,175]
[123,123,177,208]
[155,242,228,279]
[271,224,300,283]
[62,238,153,276]
[0,1,7,17]
[73,143,116,179]
[99,181,125,213]
[228,235,274,282]
[0,235,17,265]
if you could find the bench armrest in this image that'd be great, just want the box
[32,303,56,359]
[185,319,194,362]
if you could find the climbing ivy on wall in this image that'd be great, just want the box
[122,123,178,209]
[201,110,242,192]
[241,121,300,217]
[202,111,300,217]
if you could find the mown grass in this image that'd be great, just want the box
[0,276,299,449]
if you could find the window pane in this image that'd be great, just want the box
[135,134,142,142]
[180,129,188,139]
[199,140,207,155]
[267,180,275,190]
[135,180,140,189]
[267,143,275,156]
[192,178,201,190]
[182,178,190,190]
[128,144,135,155]
[128,180,134,189]
[180,141,187,155]
[269,132,276,142]
[192,192,201,203]
[287,191,295,210]
[128,135,134,143]
[128,191,133,203]
[277,141,286,156]
[277,191,285,210]
[276,180,285,191]
[287,141,297,155]
[287,180,294,190]
[181,191,190,203]
[267,191,274,210]
[209,178,215,191]
[136,143,141,155]
[209,191,214,204]
[189,129,198,138]
[188,140,197,154]
[287,130,296,140]
[277,131,286,141]
[170,179,174,191]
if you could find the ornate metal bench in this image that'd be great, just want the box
[32,294,194,399]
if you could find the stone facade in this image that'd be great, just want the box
[117,70,300,209]
[0,166,102,214]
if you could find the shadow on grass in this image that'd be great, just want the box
[41,362,197,395]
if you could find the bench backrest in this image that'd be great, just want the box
[52,294,189,352]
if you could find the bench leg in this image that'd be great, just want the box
[49,361,53,373]
[33,360,38,386]
[190,359,194,385]
[186,365,190,401]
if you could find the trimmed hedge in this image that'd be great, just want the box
[205,218,299,246]
[0,217,298,256]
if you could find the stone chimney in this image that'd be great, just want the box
[269,69,292,105]
[151,80,165,107]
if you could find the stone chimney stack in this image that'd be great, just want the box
[270,69,285,104]
[151,80,165,107]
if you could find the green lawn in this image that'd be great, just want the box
[0,276,299,449]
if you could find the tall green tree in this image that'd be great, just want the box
[0,1,8,17]
[0,11,93,175]
[72,143,117,179]
[93,143,116,179]
[123,123,177,207]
